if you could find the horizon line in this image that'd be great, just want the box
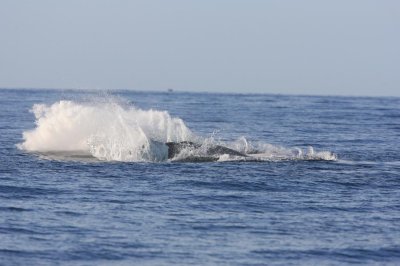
[0,86,399,99]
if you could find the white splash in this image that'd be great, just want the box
[18,100,194,162]
[220,136,337,162]
[18,99,337,162]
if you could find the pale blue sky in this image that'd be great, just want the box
[0,0,399,96]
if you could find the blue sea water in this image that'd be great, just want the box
[0,89,399,265]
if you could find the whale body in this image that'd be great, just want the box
[165,141,247,162]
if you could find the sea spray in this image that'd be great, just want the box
[19,98,336,162]
[223,137,337,161]
[19,100,194,161]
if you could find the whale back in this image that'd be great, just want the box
[165,141,201,159]
[165,141,247,160]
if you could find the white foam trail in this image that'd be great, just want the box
[219,137,337,162]
[19,100,194,162]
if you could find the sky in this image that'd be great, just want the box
[0,0,399,96]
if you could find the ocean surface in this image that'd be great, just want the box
[0,89,399,265]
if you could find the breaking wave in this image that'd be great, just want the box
[18,99,337,162]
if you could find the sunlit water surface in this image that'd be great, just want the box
[1,89,399,265]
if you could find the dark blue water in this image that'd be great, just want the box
[1,89,399,265]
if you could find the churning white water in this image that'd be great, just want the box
[18,99,336,162]
[19,100,194,161]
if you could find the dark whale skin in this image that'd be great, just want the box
[165,141,247,160]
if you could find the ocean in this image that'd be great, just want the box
[0,89,399,265]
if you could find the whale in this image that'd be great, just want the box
[165,141,248,162]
